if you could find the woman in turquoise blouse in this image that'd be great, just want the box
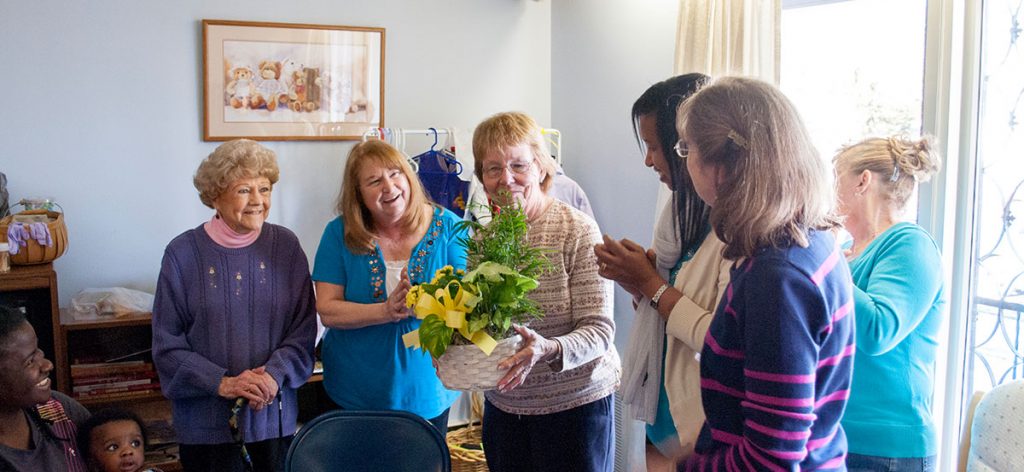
[312,140,465,434]
[833,136,945,472]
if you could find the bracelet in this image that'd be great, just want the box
[649,283,670,309]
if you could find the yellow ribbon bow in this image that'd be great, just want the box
[401,280,498,355]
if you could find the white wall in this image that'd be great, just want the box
[0,0,551,304]
[551,0,680,346]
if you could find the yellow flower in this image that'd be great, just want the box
[431,265,455,284]
[405,285,422,308]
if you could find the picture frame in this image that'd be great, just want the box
[202,19,385,141]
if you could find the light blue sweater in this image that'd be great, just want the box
[842,222,945,457]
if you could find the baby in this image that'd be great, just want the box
[76,409,161,472]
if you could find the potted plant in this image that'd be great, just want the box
[402,200,550,390]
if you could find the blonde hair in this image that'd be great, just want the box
[678,77,839,260]
[337,140,432,253]
[194,139,280,208]
[833,136,941,211]
[472,112,557,192]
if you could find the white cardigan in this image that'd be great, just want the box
[663,233,731,457]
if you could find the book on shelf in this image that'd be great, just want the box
[71,370,158,387]
[73,382,160,397]
[72,386,161,402]
[73,378,155,394]
[71,362,155,378]
[70,358,146,368]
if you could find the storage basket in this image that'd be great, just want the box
[447,392,488,472]
[0,209,68,265]
[436,334,521,391]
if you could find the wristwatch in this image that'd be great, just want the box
[649,283,670,309]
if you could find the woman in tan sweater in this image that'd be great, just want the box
[473,111,620,472]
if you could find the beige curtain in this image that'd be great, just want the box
[651,0,782,216]
[674,0,781,83]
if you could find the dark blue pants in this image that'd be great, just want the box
[179,436,292,472]
[847,453,935,472]
[482,394,614,472]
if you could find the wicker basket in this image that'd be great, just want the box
[437,334,521,391]
[447,392,488,472]
[0,209,68,265]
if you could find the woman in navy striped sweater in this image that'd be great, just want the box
[676,77,856,471]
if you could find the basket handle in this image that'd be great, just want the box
[4,202,69,256]
[14,200,64,213]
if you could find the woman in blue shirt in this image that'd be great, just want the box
[312,140,465,434]
[833,136,945,472]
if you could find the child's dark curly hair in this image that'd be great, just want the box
[76,408,148,460]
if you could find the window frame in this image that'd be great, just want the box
[918,1,981,471]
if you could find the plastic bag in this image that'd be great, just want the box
[71,287,155,320]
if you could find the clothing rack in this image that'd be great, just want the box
[541,128,563,165]
[363,127,564,165]
[362,128,456,172]
[362,128,453,142]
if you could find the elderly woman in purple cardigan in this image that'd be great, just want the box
[152,139,317,472]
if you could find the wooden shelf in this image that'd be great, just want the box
[0,263,57,290]
[61,310,153,330]
[59,306,180,469]
[75,390,167,408]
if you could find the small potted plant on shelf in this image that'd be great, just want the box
[402,199,549,390]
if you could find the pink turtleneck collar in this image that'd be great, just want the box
[204,214,260,248]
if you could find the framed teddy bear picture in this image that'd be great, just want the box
[202,19,384,141]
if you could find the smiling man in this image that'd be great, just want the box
[0,304,91,471]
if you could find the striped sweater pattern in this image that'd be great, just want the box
[484,200,620,415]
[684,230,855,471]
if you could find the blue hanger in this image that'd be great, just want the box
[429,127,439,151]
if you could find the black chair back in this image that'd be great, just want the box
[285,409,451,472]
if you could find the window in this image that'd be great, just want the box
[781,1,1024,469]
[965,0,1024,394]
[781,0,927,165]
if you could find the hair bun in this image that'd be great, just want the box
[889,136,941,182]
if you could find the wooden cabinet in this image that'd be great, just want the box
[60,311,163,406]
[60,310,180,471]
[0,263,64,391]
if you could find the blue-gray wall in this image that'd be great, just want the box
[1,0,551,303]
[1,0,681,349]
[552,0,679,347]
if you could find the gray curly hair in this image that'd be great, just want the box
[193,139,280,208]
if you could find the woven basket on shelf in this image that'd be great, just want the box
[447,392,488,472]
[0,209,68,265]
[437,334,521,391]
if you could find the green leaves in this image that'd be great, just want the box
[456,199,551,282]
[419,314,453,358]
[409,197,551,357]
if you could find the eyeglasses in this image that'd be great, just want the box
[483,160,535,179]
[673,140,689,159]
